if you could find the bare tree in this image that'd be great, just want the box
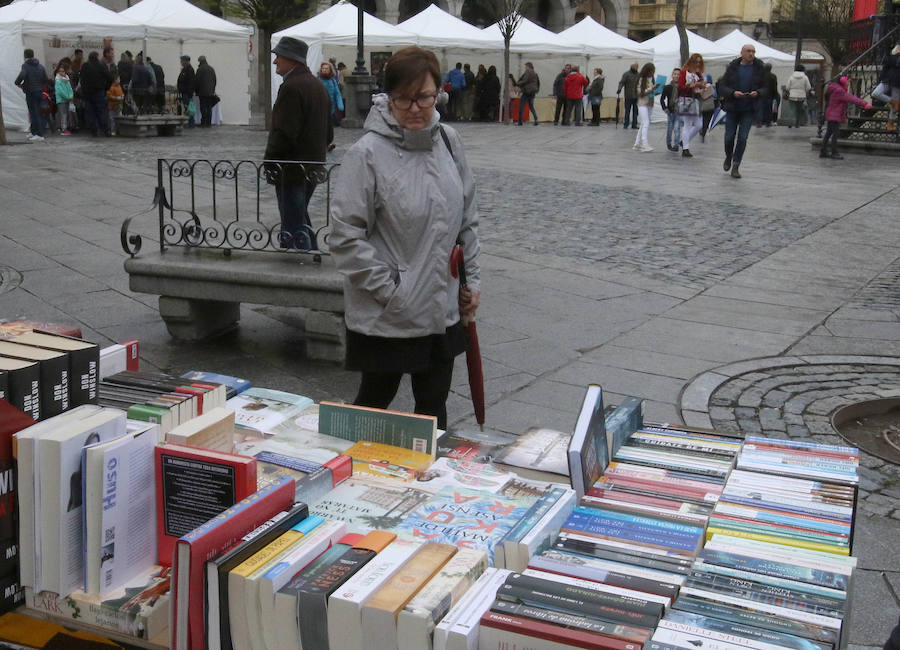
[774,0,854,64]
[233,0,313,128]
[674,0,689,67]
[486,0,529,121]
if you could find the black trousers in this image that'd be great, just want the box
[554,97,565,124]
[823,120,840,154]
[354,359,454,430]
[199,95,215,127]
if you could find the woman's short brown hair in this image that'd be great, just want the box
[684,53,705,73]
[383,46,441,96]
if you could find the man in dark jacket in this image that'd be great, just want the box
[552,64,571,125]
[617,62,639,128]
[659,67,681,151]
[147,57,166,112]
[129,54,154,114]
[195,55,217,127]
[79,51,113,136]
[118,51,133,88]
[265,37,331,250]
[718,44,767,179]
[177,55,196,127]
[516,62,540,125]
[14,48,49,140]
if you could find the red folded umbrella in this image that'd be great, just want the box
[450,245,485,430]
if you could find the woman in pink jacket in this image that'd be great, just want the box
[821,76,870,160]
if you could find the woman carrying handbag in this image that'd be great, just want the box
[677,53,709,158]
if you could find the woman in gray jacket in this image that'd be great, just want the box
[330,46,481,430]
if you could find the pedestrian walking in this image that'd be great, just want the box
[588,67,604,125]
[53,62,73,136]
[719,44,768,178]
[659,67,681,151]
[552,64,570,125]
[785,65,812,128]
[15,48,49,141]
[195,55,217,127]
[633,63,657,152]
[563,65,588,126]
[516,62,540,125]
[872,44,900,132]
[677,53,708,157]
[617,62,639,128]
[319,61,345,126]
[265,37,331,250]
[821,76,871,159]
[330,46,481,431]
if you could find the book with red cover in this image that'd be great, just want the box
[155,443,258,567]
[480,610,642,650]
[0,320,82,340]
[0,400,34,542]
[120,340,139,372]
[171,476,295,650]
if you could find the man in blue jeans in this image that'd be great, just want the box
[15,49,48,142]
[718,44,767,179]
[659,67,681,151]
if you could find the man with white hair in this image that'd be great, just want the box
[718,44,767,179]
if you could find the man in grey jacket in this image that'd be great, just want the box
[516,62,540,125]
[617,62,640,129]
[15,49,49,141]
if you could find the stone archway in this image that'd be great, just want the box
[398,0,431,22]
[573,0,629,34]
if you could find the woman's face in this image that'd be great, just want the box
[320,63,330,76]
[389,74,438,131]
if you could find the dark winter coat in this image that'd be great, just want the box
[118,57,133,87]
[718,57,768,113]
[552,71,567,98]
[150,63,165,92]
[265,64,332,185]
[879,53,900,88]
[130,63,154,92]
[195,62,217,97]
[177,65,195,95]
[617,68,639,99]
[516,68,539,95]
[78,59,112,93]
[15,59,48,93]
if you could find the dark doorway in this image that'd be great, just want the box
[399,0,431,22]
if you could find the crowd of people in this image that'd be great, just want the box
[14,46,220,139]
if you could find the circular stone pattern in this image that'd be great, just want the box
[0,266,23,295]
[680,355,900,519]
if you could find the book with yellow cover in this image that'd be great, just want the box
[360,542,458,650]
[705,527,851,556]
[346,440,433,482]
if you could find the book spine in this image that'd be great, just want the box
[25,587,157,639]
[678,586,842,629]
[561,520,699,554]
[529,554,680,599]
[697,549,848,590]
[7,362,41,421]
[553,539,692,574]
[490,598,651,644]
[480,610,642,650]
[691,561,846,601]
[68,346,100,407]
[683,577,843,619]
[505,571,663,617]
[705,527,850,556]
[708,516,849,547]
[689,569,844,609]
[571,506,705,537]
[558,530,692,562]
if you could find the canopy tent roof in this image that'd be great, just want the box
[120,0,251,41]
[642,26,735,63]
[398,4,501,50]
[482,16,583,55]
[273,1,415,47]
[714,29,794,62]
[558,16,653,59]
[0,0,145,38]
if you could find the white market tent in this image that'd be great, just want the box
[715,29,795,86]
[398,4,501,51]
[0,0,145,129]
[120,0,253,124]
[273,1,416,81]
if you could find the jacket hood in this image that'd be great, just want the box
[24,58,40,66]
[364,93,442,151]
[790,70,806,80]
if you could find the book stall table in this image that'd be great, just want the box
[19,605,168,650]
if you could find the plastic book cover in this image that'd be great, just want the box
[412,457,516,494]
[395,487,538,564]
[226,388,314,434]
[310,476,433,534]
[494,428,570,477]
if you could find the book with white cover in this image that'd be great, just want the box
[37,408,127,595]
[327,537,424,650]
[99,344,127,380]
[412,457,516,495]
[397,547,489,650]
[438,567,513,650]
[83,422,158,596]
[226,387,313,434]
[14,405,104,590]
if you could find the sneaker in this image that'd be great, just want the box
[723,156,732,171]
[30,135,45,142]
[640,145,654,152]
[633,143,641,150]
[682,149,692,158]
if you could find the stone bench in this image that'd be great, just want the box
[124,248,346,362]
[116,114,188,138]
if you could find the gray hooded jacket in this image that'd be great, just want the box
[330,94,481,339]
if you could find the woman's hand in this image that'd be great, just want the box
[459,287,481,318]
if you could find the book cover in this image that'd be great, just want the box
[164,407,235,453]
[155,443,258,567]
[395,487,538,564]
[120,340,139,372]
[413,456,516,494]
[0,573,23,615]
[490,598,652,644]
[0,399,34,543]
[493,427,571,482]
[509,486,578,573]
[657,616,835,650]
[480,609,642,650]
[205,501,310,650]
[318,401,439,456]
[436,428,518,463]
[12,331,99,408]
[676,586,842,629]
[311,475,433,534]
[360,542,458,650]
[691,560,846,602]
[0,320,81,339]
[568,384,607,499]
[397,547,489,650]
[226,387,314,434]
[82,424,157,596]
[171,476,295,650]
[346,440,434,481]
[181,370,251,396]
[0,358,40,421]
[236,434,338,472]
[606,396,644,458]
[99,344,127,381]
[433,566,513,650]
[0,341,70,418]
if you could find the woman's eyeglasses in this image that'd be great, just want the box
[390,92,438,110]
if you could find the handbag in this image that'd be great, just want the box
[699,85,714,100]
[676,96,699,115]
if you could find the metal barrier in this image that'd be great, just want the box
[121,158,339,260]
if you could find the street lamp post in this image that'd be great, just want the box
[343,0,374,128]
[795,0,807,69]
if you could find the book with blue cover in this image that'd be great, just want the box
[395,487,537,564]
[181,371,251,396]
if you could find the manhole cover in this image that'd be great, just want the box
[833,398,900,465]
[0,266,23,295]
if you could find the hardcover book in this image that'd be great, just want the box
[0,341,70,419]
[12,331,100,408]
[0,358,40,421]
[318,401,439,457]
[395,487,538,564]
[181,370,251,397]
[155,443,258,567]
[568,384,607,499]
[606,396,644,458]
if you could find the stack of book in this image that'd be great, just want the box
[0,400,33,615]
[652,437,859,650]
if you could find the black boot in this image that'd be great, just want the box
[831,151,844,159]
[819,148,829,158]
